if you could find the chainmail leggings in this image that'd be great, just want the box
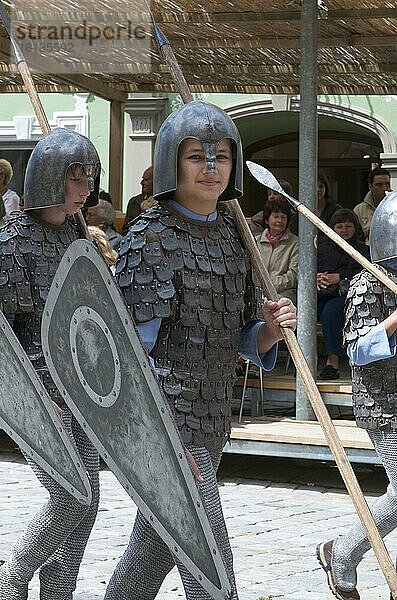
[332,429,397,591]
[0,409,100,600]
[104,441,238,600]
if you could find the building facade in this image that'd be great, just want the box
[1,91,397,213]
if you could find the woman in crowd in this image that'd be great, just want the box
[0,159,20,215]
[86,197,121,251]
[248,179,293,236]
[316,170,342,225]
[290,171,341,236]
[317,208,370,380]
[257,196,298,304]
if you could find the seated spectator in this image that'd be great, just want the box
[257,196,298,303]
[317,209,370,380]
[86,198,121,251]
[88,225,118,274]
[290,170,341,236]
[0,159,20,215]
[248,179,293,236]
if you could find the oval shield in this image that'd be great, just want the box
[41,239,231,600]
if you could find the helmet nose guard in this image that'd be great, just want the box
[83,163,99,192]
[202,141,217,173]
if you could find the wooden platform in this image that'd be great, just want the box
[224,416,379,464]
[235,373,353,408]
[236,374,352,393]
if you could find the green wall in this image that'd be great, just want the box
[0,93,75,118]
[0,92,110,189]
[2,90,397,201]
[87,96,110,190]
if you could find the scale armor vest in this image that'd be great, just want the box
[116,203,262,450]
[344,269,397,431]
[0,214,81,402]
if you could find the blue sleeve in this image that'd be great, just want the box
[347,322,397,366]
[136,318,161,353]
[239,319,278,371]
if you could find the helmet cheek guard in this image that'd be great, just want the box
[369,191,397,266]
[153,101,243,203]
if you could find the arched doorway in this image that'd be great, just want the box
[246,128,382,214]
[225,99,396,216]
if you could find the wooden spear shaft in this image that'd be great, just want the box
[0,1,90,240]
[153,24,397,599]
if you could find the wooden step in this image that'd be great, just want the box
[231,416,370,449]
[235,375,352,395]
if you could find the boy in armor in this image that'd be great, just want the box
[317,191,397,600]
[105,100,296,600]
[0,128,101,600]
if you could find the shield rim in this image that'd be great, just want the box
[0,314,92,506]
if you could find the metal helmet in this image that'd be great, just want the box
[369,191,397,265]
[24,128,101,211]
[153,100,243,202]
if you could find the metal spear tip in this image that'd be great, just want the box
[11,38,24,64]
[245,160,301,209]
[153,23,169,49]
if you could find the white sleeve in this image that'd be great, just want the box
[3,190,20,214]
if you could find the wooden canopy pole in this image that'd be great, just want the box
[108,100,125,211]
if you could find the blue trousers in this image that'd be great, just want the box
[317,295,346,357]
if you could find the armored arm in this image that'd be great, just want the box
[344,270,397,365]
[115,211,177,324]
[0,220,34,315]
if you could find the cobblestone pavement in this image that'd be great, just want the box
[0,448,396,600]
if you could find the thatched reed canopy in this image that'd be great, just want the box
[0,1,396,101]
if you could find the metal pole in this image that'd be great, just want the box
[296,0,318,420]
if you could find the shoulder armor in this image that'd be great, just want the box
[0,215,79,315]
[344,269,396,344]
[0,217,33,314]
[116,210,176,322]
